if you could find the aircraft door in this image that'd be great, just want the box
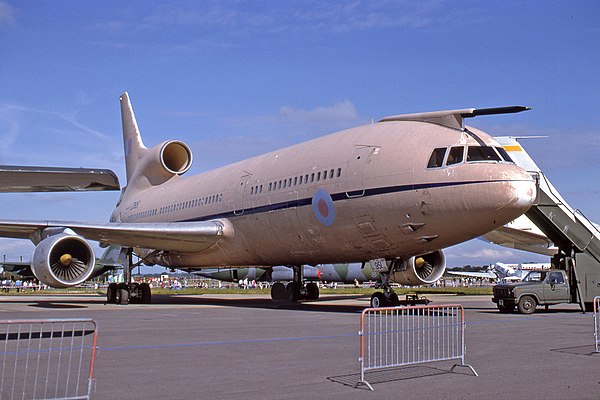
[234,173,251,215]
[346,146,372,198]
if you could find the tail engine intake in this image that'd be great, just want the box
[31,234,96,288]
[390,250,446,285]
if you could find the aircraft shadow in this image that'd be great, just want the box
[149,293,369,314]
[0,293,370,314]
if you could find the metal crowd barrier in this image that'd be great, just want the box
[356,304,477,390]
[594,296,600,353]
[0,318,98,400]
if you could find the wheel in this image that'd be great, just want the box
[388,292,399,306]
[370,292,387,308]
[498,304,514,313]
[116,283,129,305]
[128,282,140,304]
[286,282,300,302]
[305,282,319,300]
[271,282,286,301]
[517,295,536,314]
[140,283,152,304]
[106,283,118,304]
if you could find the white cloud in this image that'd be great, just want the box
[0,1,15,27]
[277,100,359,126]
[459,248,516,260]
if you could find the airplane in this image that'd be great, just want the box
[0,93,536,306]
[195,263,379,296]
[447,262,550,282]
[0,165,119,192]
[195,265,322,284]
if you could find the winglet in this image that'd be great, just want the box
[120,92,147,182]
[379,106,531,130]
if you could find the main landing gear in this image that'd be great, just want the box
[270,265,320,302]
[106,248,152,305]
[369,269,399,308]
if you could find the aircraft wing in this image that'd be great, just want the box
[480,225,556,256]
[446,270,496,279]
[0,219,231,252]
[0,166,120,192]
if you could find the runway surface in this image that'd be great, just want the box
[0,292,597,399]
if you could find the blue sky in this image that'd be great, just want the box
[0,0,599,268]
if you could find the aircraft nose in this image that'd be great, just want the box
[496,167,537,213]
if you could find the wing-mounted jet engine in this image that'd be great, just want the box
[31,231,96,288]
[369,250,446,307]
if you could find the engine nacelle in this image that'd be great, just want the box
[390,250,446,286]
[31,234,96,288]
[135,140,193,186]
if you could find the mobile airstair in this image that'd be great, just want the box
[496,137,600,311]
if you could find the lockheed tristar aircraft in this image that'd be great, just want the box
[0,93,536,306]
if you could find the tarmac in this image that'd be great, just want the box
[0,292,598,400]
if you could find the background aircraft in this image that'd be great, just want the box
[0,166,119,192]
[447,262,550,282]
[0,94,536,307]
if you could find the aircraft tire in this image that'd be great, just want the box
[370,292,386,308]
[517,295,536,314]
[271,282,286,301]
[286,282,300,302]
[106,283,118,304]
[140,283,152,304]
[306,282,319,300]
[116,283,129,305]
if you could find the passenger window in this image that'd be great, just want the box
[337,168,341,177]
[467,146,501,162]
[496,147,514,163]
[446,146,464,166]
[427,148,447,168]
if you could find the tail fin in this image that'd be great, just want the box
[120,92,147,183]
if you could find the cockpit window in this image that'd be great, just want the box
[467,146,501,162]
[496,147,514,163]
[446,146,464,166]
[427,148,447,168]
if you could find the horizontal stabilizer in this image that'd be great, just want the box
[379,106,530,130]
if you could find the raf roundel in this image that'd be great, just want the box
[311,189,335,226]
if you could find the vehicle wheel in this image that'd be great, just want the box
[116,283,129,305]
[498,304,514,313]
[271,282,286,301]
[517,295,536,314]
[286,282,300,302]
[370,292,387,308]
[306,282,319,300]
[106,283,118,304]
[388,292,399,306]
[140,283,151,304]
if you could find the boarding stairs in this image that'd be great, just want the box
[496,137,600,309]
